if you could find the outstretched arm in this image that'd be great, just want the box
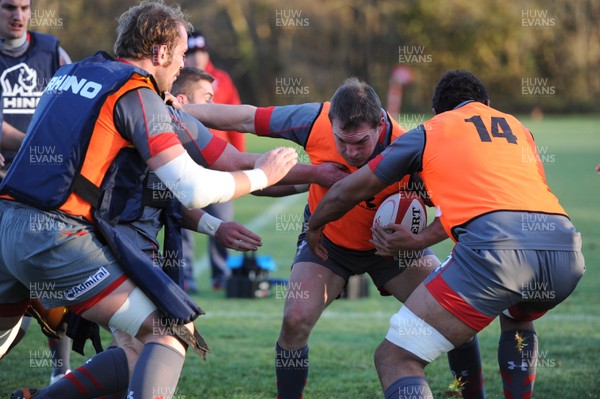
[182,103,257,133]
[306,166,388,260]
[212,144,349,188]
[147,144,297,209]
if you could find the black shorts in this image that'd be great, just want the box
[294,205,434,295]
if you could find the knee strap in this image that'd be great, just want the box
[385,306,454,363]
[109,287,157,337]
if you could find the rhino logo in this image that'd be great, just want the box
[1,63,44,114]
[1,63,40,95]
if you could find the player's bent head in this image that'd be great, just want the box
[171,66,215,97]
[431,70,489,115]
[114,0,192,60]
[329,77,382,131]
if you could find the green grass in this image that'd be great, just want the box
[2,115,599,398]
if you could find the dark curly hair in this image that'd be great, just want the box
[431,70,489,114]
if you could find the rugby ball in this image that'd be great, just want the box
[373,192,427,233]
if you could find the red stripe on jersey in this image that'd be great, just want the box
[147,133,181,157]
[425,272,493,331]
[202,137,228,167]
[169,113,227,166]
[368,154,383,172]
[67,275,127,315]
[0,299,30,317]
[255,106,275,136]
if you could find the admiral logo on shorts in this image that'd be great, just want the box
[64,267,110,300]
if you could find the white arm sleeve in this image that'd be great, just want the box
[153,152,236,209]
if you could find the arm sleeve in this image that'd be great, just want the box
[213,69,246,152]
[114,88,181,161]
[368,126,426,185]
[253,103,323,147]
[168,107,227,168]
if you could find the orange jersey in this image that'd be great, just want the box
[421,102,566,237]
[306,104,409,250]
[58,76,162,221]
[254,101,407,250]
[369,101,566,241]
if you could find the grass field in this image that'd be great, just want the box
[1,115,599,398]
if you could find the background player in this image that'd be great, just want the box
[183,30,245,292]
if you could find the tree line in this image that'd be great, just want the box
[30,0,600,114]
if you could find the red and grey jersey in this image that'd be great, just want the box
[168,107,227,167]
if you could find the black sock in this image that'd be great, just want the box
[447,336,486,399]
[384,376,433,399]
[498,329,537,399]
[37,346,128,399]
[275,342,309,399]
[128,342,184,399]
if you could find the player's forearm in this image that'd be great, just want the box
[308,178,363,231]
[414,217,448,249]
[211,144,259,171]
[213,151,318,185]
[308,166,387,231]
[307,189,352,232]
[183,103,256,133]
[276,162,319,185]
[1,122,26,151]
[253,184,308,197]
[181,207,204,231]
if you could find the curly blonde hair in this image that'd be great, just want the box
[114,0,192,62]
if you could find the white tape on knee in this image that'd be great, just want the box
[0,317,23,358]
[385,306,454,363]
[108,287,157,337]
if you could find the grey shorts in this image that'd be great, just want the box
[0,200,126,310]
[294,205,434,295]
[424,243,585,330]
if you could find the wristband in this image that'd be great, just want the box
[197,213,223,237]
[243,168,269,192]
